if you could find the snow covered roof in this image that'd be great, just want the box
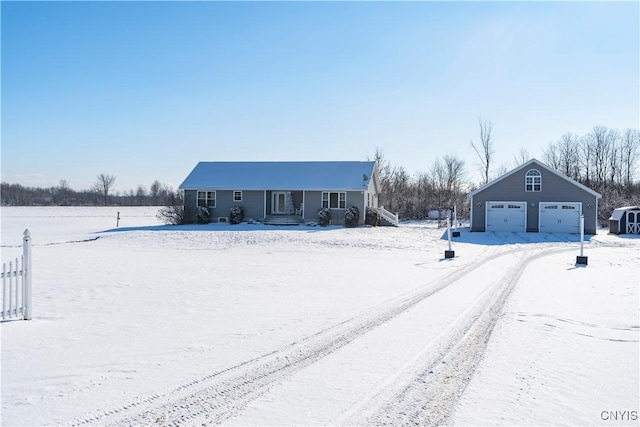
[468,158,602,198]
[609,206,640,220]
[179,161,377,191]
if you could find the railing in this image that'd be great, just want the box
[378,206,399,226]
[1,229,32,321]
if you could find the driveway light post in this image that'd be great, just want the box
[576,215,588,265]
[452,205,460,237]
[445,217,455,259]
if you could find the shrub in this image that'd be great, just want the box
[230,206,244,224]
[196,206,211,224]
[344,206,360,227]
[317,207,332,226]
[365,207,380,226]
[156,205,186,225]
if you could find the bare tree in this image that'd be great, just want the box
[543,142,561,170]
[606,129,620,186]
[621,129,640,187]
[579,134,593,185]
[371,148,393,210]
[136,185,147,206]
[470,118,494,185]
[513,148,531,167]
[429,155,466,211]
[56,179,71,205]
[443,155,466,195]
[589,126,610,188]
[93,173,116,206]
[558,133,581,180]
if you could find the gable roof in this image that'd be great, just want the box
[179,161,376,191]
[468,158,602,198]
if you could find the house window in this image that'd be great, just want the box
[233,191,242,202]
[197,191,216,208]
[525,169,541,192]
[322,191,346,209]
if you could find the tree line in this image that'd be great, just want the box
[1,175,181,207]
[375,125,640,222]
[3,124,639,222]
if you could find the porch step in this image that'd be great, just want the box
[379,215,398,227]
[263,215,304,226]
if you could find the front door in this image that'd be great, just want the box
[272,192,287,214]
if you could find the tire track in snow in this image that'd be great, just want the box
[344,246,574,426]
[70,245,536,426]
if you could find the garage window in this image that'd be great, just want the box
[525,169,541,192]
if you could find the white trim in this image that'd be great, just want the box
[263,190,267,218]
[233,190,243,202]
[302,191,306,219]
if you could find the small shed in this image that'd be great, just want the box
[609,206,640,234]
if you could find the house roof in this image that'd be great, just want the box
[179,161,377,191]
[468,158,602,199]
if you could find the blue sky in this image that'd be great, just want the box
[2,1,638,192]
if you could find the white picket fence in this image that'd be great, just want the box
[1,229,32,321]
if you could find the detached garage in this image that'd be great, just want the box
[469,159,601,234]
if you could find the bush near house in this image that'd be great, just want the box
[317,208,332,226]
[365,207,380,226]
[157,205,186,225]
[344,206,360,228]
[230,206,244,224]
[197,206,211,224]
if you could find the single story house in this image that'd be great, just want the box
[179,161,393,226]
[609,206,640,235]
[468,159,602,234]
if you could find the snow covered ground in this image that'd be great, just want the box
[1,207,638,426]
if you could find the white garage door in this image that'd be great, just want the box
[539,202,581,233]
[486,202,526,232]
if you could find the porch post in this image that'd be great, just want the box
[264,190,267,219]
